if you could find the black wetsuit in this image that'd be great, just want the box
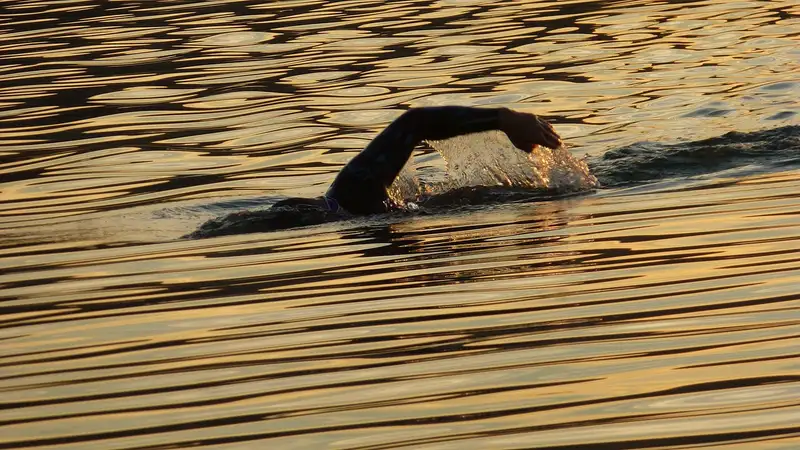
[188,106,509,238]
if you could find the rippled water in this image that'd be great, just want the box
[1,0,799,448]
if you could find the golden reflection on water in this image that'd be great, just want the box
[0,0,799,448]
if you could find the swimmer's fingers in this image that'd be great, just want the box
[534,115,563,149]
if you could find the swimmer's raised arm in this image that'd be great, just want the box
[326,106,562,214]
[405,106,562,151]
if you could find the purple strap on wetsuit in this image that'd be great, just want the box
[323,195,342,213]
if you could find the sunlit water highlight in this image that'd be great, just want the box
[1,0,799,449]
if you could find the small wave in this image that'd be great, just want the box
[590,125,800,187]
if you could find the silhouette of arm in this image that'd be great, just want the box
[325,106,561,214]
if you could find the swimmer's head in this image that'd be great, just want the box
[185,202,337,239]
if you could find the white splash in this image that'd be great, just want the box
[389,131,598,201]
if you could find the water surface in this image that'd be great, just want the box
[1,0,799,449]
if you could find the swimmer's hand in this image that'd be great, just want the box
[499,108,563,152]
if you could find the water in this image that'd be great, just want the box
[1,0,799,448]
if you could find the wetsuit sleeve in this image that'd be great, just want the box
[326,106,506,214]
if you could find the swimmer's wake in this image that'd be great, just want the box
[589,125,800,186]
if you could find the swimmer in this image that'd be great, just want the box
[188,106,562,238]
